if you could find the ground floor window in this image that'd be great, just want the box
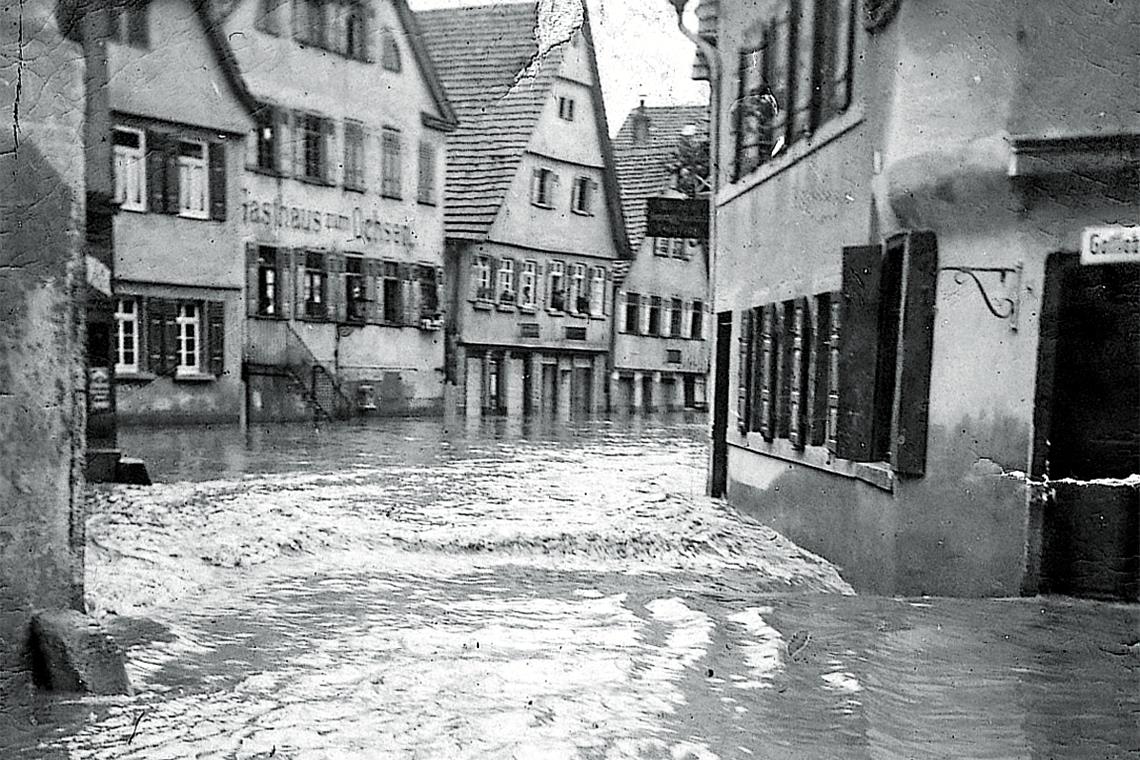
[175,303,201,375]
[114,298,139,374]
[117,296,226,378]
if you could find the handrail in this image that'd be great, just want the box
[282,321,355,419]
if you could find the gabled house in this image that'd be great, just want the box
[418,1,629,419]
[611,102,710,412]
[106,0,256,425]
[221,0,457,420]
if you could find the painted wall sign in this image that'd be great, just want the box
[1080,225,1139,266]
[241,191,416,250]
[88,367,112,413]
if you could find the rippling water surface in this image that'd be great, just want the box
[3,414,1137,759]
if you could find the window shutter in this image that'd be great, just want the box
[278,248,293,320]
[295,247,307,318]
[603,268,612,316]
[755,304,776,438]
[321,118,336,185]
[403,264,417,325]
[127,2,148,46]
[364,259,380,323]
[207,301,225,376]
[290,0,300,39]
[291,111,305,179]
[775,301,794,437]
[145,297,165,374]
[535,262,545,307]
[832,0,855,113]
[162,300,179,372]
[807,294,832,446]
[410,267,423,321]
[530,169,541,203]
[272,107,288,176]
[146,130,166,212]
[827,294,841,452]
[208,141,227,221]
[736,309,753,433]
[788,298,811,449]
[468,256,481,301]
[163,137,180,215]
[327,251,346,322]
[836,244,883,461]
[245,243,259,317]
[791,0,814,139]
[361,2,375,61]
[891,231,939,477]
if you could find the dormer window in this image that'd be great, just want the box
[530,167,556,208]
[381,28,402,71]
[558,96,575,121]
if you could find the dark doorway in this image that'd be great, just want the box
[541,364,557,416]
[1036,255,1139,600]
[572,365,592,417]
[710,311,733,497]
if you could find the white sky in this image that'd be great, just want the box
[406,0,709,134]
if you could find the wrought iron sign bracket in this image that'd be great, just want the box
[940,262,1023,331]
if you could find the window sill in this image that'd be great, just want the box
[731,432,894,492]
[115,371,156,383]
[496,303,516,312]
[472,300,493,311]
[517,305,537,314]
[718,106,864,208]
[547,307,565,316]
[173,372,216,383]
[571,208,593,217]
[531,202,555,210]
[381,192,403,201]
[417,199,437,207]
[118,204,146,214]
[343,184,366,195]
[177,211,211,221]
[246,165,284,179]
[297,175,336,189]
[251,313,285,321]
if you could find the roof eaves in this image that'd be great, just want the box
[394,0,460,130]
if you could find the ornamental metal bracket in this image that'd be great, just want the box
[940,262,1023,331]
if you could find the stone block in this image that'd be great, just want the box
[30,610,131,695]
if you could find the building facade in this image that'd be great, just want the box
[106,0,255,425]
[223,0,457,421]
[611,103,710,413]
[703,0,1139,598]
[418,2,628,419]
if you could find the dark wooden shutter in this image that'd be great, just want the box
[207,301,225,376]
[126,1,148,46]
[321,117,336,185]
[808,293,832,446]
[277,248,293,319]
[891,231,939,476]
[468,255,481,301]
[832,0,855,113]
[208,141,226,221]
[145,297,165,373]
[827,294,841,452]
[246,243,259,316]
[736,309,753,433]
[327,251,346,322]
[789,297,811,449]
[162,300,179,372]
[146,129,167,213]
[364,258,380,323]
[756,304,777,439]
[163,137,180,215]
[776,301,794,438]
[836,244,883,461]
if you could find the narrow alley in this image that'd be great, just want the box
[3,415,1137,759]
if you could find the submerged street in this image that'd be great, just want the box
[4,415,1138,759]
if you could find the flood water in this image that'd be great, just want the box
[3,414,1138,759]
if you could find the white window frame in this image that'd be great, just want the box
[569,263,585,314]
[177,139,209,219]
[590,266,605,317]
[175,303,201,375]
[520,261,537,307]
[113,126,146,212]
[114,298,139,374]
[497,258,515,302]
[549,260,565,310]
[474,255,492,299]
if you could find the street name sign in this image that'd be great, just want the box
[1080,225,1139,265]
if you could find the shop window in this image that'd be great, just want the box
[303,251,327,319]
[520,261,537,308]
[417,142,436,205]
[498,258,516,303]
[569,263,587,314]
[623,292,640,334]
[112,127,146,211]
[114,298,139,374]
[571,176,595,215]
[690,300,704,339]
[342,120,365,190]
[381,127,402,199]
[256,247,279,317]
[670,297,684,337]
[380,27,401,71]
[647,296,662,336]
[381,262,402,323]
[558,96,575,121]
[108,0,148,47]
[177,139,209,218]
[548,260,566,310]
[345,255,366,322]
[472,255,493,301]
[531,167,556,208]
[590,267,606,317]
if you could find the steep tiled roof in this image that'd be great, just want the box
[612,104,708,251]
[416,2,561,240]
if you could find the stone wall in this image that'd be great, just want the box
[0,0,88,688]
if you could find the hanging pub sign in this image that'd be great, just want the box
[1081,225,1139,265]
[645,197,709,241]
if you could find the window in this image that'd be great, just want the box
[298,113,332,183]
[653,237,670,257]
[531,168,556,208]
[647,296,662,336]
[381,128,402,199]
[497,258,516,303]
[666,349,682,364]
[811,0,855,128]
[520,261,537,308]
[343,1,367,59]
[253,107,281,173]
[303,251,327,319]
[418,265,439,319]
[108,0,148,47]
[520,322,540,338]
[344,120,365,190]
[177,139,208,218]
[297,0,327,47]
[114,298,139,374]
[473,255,492,300]
[624,292,640,334]
[565,326,587,341]
[672,238,688,259]
[670,297,684,336]
[548,261,565,310]
[345,255,365,321]
[690,300,704,339]
[381,261,402,323]
[380,27,402,71]
[558,96,575,121]
[590,267,606,317]
[734,28,788,178]
[571,176,595,215]
[255,0,282,34]
[175,303,201,375]
[417,142,436,205]
[569,263,587,314]
[256,247,278,316]
[113,127,146,211]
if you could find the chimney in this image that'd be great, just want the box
[631,98,650,144]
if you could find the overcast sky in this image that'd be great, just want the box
[407,0,709,134]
